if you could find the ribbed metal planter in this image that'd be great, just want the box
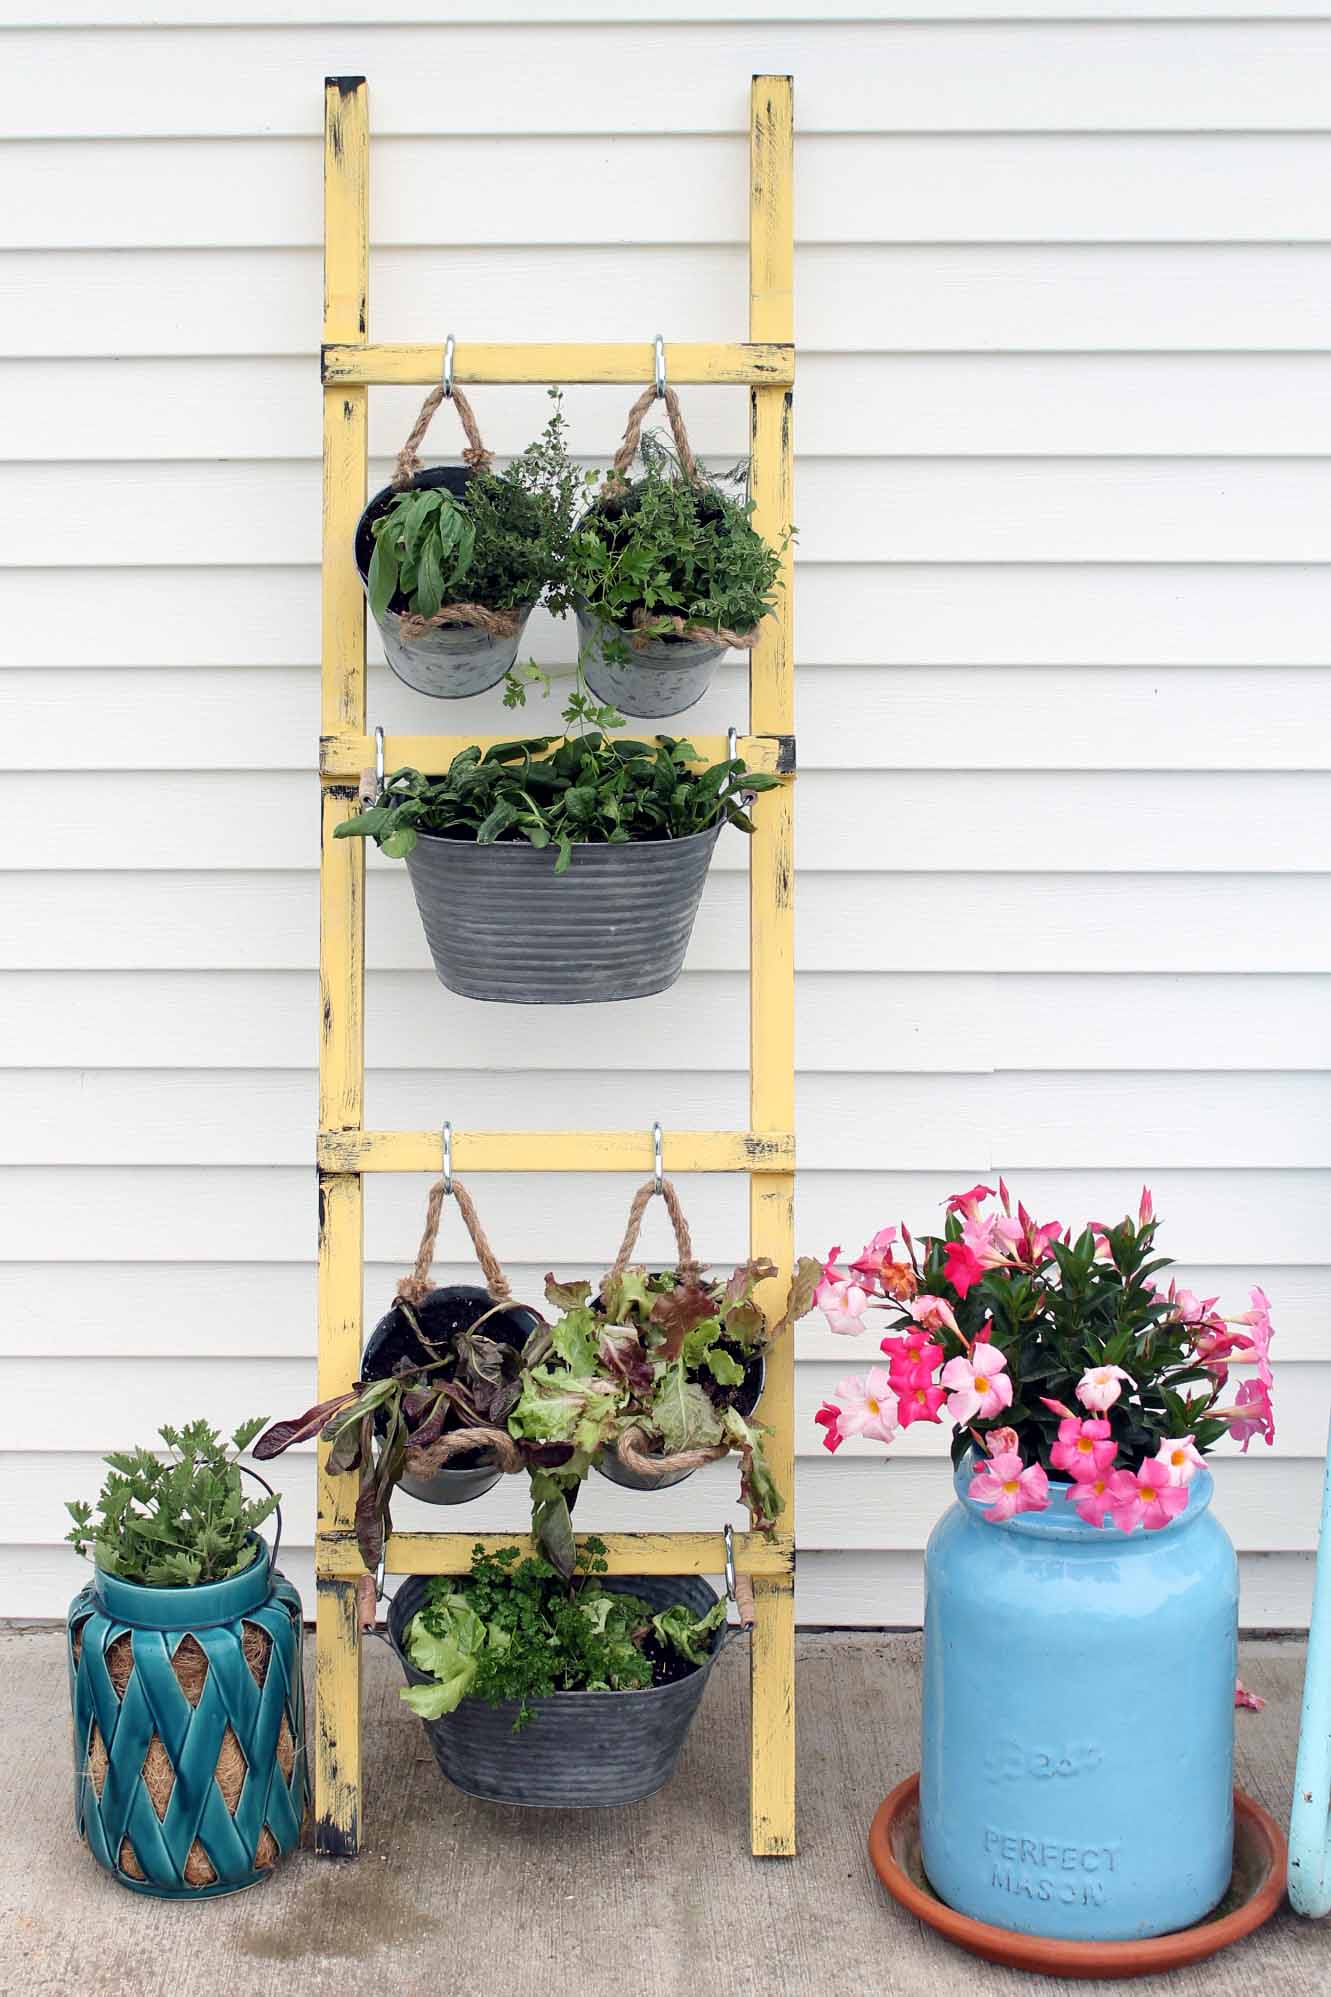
[67,1541,305,1898]
[355,469,532,699]
[402,822,721,1004]
[595,1356,766,1493]
[389,1573,725,1807]
[576,605,725,719]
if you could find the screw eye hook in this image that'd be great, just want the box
[441,1120,453,1196]
[653,333,666,400]
[652,1119,664,1195]
[441,333,455,400]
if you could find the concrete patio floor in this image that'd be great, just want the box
[2,1627,1325,1997]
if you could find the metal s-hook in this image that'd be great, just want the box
[724,1521,738,1602]
[374,723,385,791]
[652,1119,664,1195]
[441,332,456,400]
[441,1119,453,1196]
[727,724,756,808]
[653,333,666,400]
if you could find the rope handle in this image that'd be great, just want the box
[606,1175,701,1289]
[397,1174,512,1306]
[607,382,701,491]
[614,1425,728,1481]
[403,1425,524,1479]
[392,381,493,490]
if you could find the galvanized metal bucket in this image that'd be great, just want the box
[595,1356,766,1493]
[389,1573,727,1807]
[576,604,726,719]
[355,468,533,699]
[401,821,721,1004]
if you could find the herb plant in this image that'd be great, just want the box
[66,1419,277,1588]
[400,1538,726,1728]
[254,1291,533,1571]
[335,670,780,875]
[570,434,783,638]
[368,391,586,620]
[812,1183,1276,1534]
[510,1257,820,1573]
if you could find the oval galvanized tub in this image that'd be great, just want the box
[595,1356,766,1493]
[389,1573,726,1807]
[576,604,725,719]
[401,821,721,1005]
[355,469,533,700]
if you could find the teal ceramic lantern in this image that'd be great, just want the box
[921,1456,1237,1942]
[67,1539,305,1897]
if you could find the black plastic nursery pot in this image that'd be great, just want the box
[402,819,722,1005]
[354,467,535,699]
[388,1573,726,1807]
[361,1283,541,1505]
[594,1354,766,1492]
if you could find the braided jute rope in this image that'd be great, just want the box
[602,384,760,652]
[395,600,525,643]
[393,381,492,489]
[405,1425,524,1479]
[606,1175,701,1288]
[605,1175,730,1483]
[397,1174,512,1308]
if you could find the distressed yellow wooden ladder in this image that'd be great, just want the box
[316,74,796,1857]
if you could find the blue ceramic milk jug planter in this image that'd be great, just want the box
[67,1536,306,1898]
[921,1456,1238,1943]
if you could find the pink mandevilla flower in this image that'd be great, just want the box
[829,1368,899,1446]
[813,1402,843,1453]
[896,1365,948,1428]
[1076,1364,1132,1413]
[1226,1378,1275,1452]
[1106,1459,1189,1534]
[939,1341,1013,1424]
[814,1249,870,1336]
[968,1451,1050,1523]
[1050,1416,1117,1483]
[848,1226,899,1287]
[1234,1287,1275,1389]
[906,1293,960,1337]
[985,1425,1019,1457]
[943,1239,986,1299]
[1154,1437,1205,1486]
[945,1184,995,1221]
[1071,1468,1117,1527]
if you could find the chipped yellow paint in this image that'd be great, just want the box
[318,1128,794,1175]
[747,74,797,1859]
[323,339,793,388]
[320,729,792,782]
[319,1530,796,1581]
[313,74,798,1861]
[316,76,369,1861]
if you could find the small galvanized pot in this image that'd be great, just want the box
[402,820,721,1005]
[390,1573,725,1807]
[576,603,725,719]
[355,468,533,699]
[595,1355,766,1492]
[67,1539,305,1898]
[361,1283,540,1505]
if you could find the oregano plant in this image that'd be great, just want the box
[66,1419,277,1588]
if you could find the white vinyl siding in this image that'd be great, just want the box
[3,5,1329,1625]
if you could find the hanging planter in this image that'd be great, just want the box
[336,700,781,1006]
[354,378,580,699]
[507,1171,820,1570]
[256,1168,539,1565]
[65,1422,305,1898]
[388,1540,740,1808]
[805,1182,1279,1948]
[568,374,785,719]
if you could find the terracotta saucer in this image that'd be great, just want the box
[868,1775,1286,1980]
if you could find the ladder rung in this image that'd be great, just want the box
[320,730,796,781]
[322,339,794,389]
[317,1528,796,1580]
[318,1129,796,1174]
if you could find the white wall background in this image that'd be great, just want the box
[3,1,1329,1626]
